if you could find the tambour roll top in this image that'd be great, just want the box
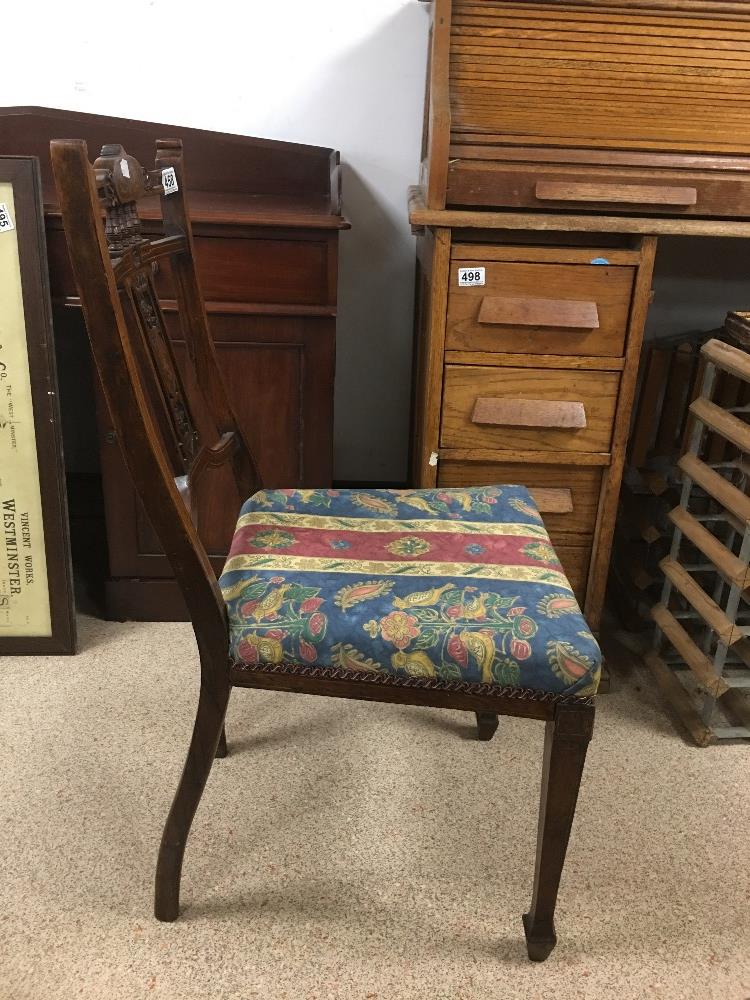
[422,0,750,216]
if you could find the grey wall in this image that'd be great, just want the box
[647,237,750,342]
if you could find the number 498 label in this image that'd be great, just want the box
[161,167,179,196]
[458,266,485,287]
[0,202,15,233]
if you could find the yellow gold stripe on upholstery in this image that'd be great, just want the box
[234,511,548,537]
[220,553,572,588]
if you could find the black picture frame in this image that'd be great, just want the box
[0,156,75,654]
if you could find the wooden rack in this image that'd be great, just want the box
[648,338,750,745]
[609,331,718,629]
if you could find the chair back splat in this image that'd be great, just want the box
[50,139,260,656]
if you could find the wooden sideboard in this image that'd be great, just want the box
[411,0,750,637]
[0,107,348,620]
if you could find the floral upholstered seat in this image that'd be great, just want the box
[218,486,601,697]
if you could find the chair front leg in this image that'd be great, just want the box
[523,700,594,961]
[155,679,231,921]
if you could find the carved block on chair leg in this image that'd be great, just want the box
[523,700,594,961]
[475,711,499,741]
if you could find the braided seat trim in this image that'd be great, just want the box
[229,658,595,706]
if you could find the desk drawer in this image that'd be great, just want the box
[545,545,591,605]
[447,260,634,357]
[447,159,750,220]
[441,365,619,454]
[438,460,595,603]
[437,460,602,546]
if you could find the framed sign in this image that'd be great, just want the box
[0,156,75,654]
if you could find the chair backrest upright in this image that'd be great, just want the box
[50,138,261,656]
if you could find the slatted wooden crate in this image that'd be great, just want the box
[648,337,750,745]
[608,330,717,629]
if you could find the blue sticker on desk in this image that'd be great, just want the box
[590,257,609,265]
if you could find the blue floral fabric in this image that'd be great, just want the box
[218,486,601,697]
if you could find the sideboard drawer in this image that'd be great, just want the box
[157,235,333,305]
[446,260,635,357]
[437,460,602,546]
[441,365,620,453]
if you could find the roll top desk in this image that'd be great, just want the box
[410,0,750,634]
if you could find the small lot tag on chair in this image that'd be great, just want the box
[458,266,485,287]
[161,167,179,195]
[0,203,15,232]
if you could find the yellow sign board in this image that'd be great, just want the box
[0,181,52,637]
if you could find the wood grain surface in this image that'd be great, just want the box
[449,1,750,155]
[447,259,633,356]
[442,364,619,452]
[477,295,600,329]
[438,459,602,542]
[471,397,588,429]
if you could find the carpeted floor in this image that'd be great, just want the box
[1,616,748,1000]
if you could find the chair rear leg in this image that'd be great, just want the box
[523,701,594,961]
[475,712,499,741]
[155,681,231,921]
[216,724,228,759]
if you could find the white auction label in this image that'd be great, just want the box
[457,266,485,287]
[161,167,179,195]
[0,203,15,233]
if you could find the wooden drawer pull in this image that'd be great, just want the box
[528,487,574,514]
[471,397,587,429]
[535,181,698,207]
[478,295,599,330]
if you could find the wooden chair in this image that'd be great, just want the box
[51,138,599,962]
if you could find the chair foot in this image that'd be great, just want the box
[475,711,499,741]
[522,912,557,962]
[155,682,230,922]
[155,850,182,922]
[215,724,228,759]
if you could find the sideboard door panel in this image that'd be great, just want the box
[210,314,335,488]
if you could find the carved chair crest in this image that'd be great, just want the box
[93,142,200,473]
